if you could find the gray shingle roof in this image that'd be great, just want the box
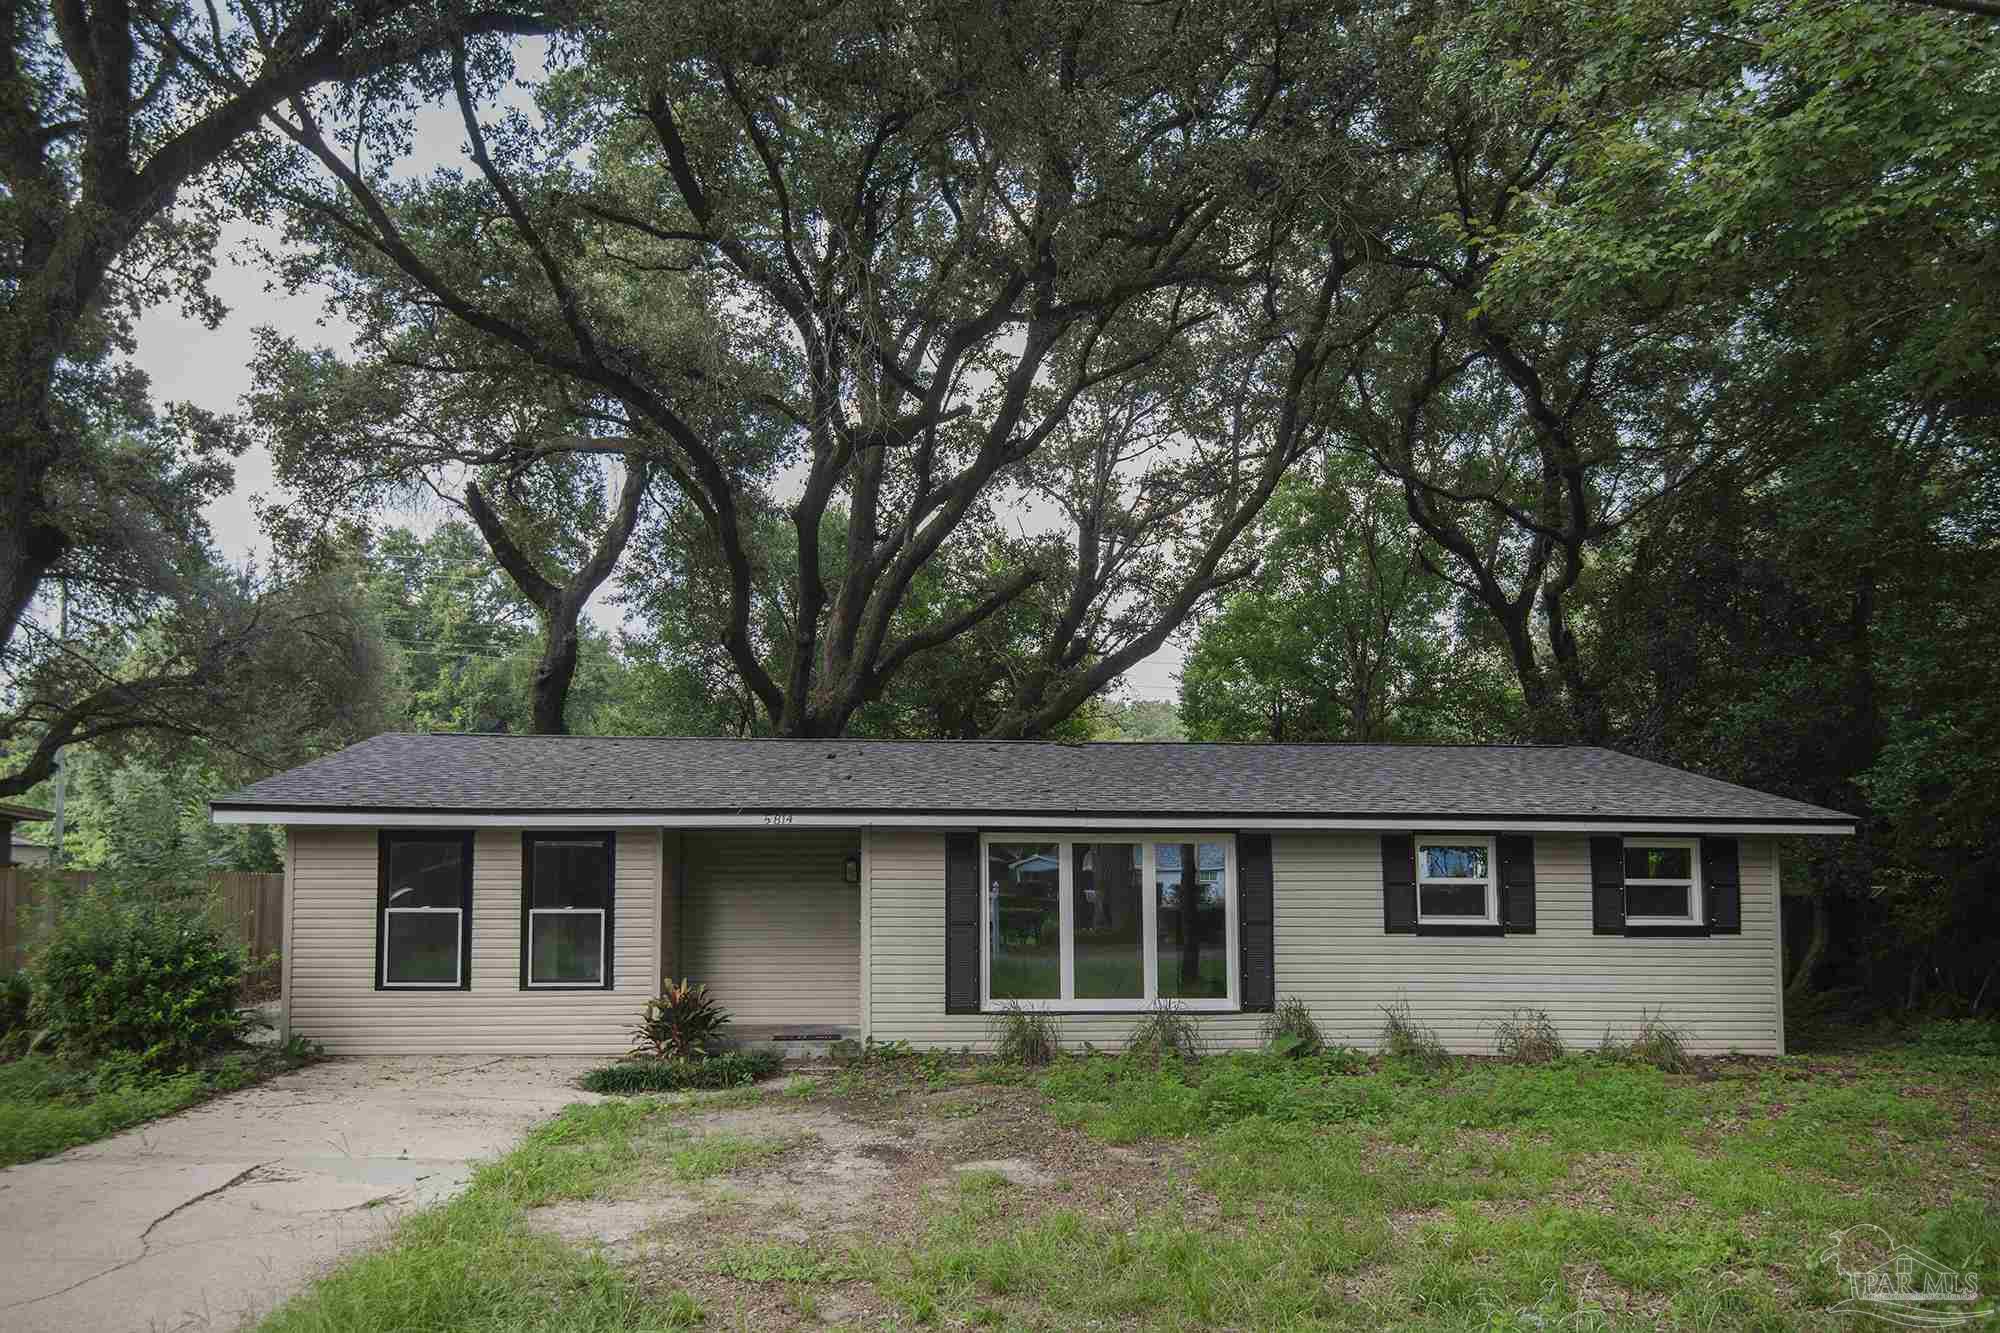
[211,734,1854,827]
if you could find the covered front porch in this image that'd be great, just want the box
[661,828,865,1048]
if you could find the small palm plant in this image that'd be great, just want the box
[630,978,729,1060]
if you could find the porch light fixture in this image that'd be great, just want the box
[844,854,861,884]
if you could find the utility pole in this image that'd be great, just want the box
[47,578,68,868]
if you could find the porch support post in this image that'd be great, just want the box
[658,830,684,986]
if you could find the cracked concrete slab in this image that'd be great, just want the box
[0,1055,601,1333]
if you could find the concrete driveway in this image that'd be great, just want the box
[0,1056,601,1333]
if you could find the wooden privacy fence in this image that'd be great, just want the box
[0,868,284,976]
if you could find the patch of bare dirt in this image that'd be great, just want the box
[1387,1206,1452,1238]
[528,1064,1202,1328]
[528,1197,706,1261]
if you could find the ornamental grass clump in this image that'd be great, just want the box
[1378,997,1451,1072]
[1260,994,1324,1058]
[989,1001,1063,1066]
[1601,1007,1694,1073]
[1126,999,1208,1060]
[1488,1007,1566,1064]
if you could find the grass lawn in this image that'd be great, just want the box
[0,1042,314,1166]
[256,1034,2000,1331]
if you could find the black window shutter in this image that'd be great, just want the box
[1703,836,1742,935]
[1238,833,1275,1013]
[944,832,981,1014]
[1498,834,1536,934]
[1381,834,1416,934]
[1590,835,1626,935]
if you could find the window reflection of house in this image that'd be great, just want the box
[1155,841,1227,907]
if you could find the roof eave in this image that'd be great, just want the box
[210,803,1855,836]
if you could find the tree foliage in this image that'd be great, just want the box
[1181,463,1516,743]
[0,0,568,793]
[249,336,654,734]
[0,508,390,799]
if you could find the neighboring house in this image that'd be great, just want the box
[209,735,1854,1057]
[9,839,51,867]
[0,803,53,867]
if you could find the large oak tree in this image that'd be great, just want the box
[248,0,1391,737]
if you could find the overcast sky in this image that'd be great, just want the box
[129,81,1187,707]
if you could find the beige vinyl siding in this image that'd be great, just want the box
[865,830,1781,1054]
[681,830,860,1027]
[1270,832,1782,1055]
[287,827,656,1055]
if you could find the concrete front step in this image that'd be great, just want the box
[723,1023,860,1061]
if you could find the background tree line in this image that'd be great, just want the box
[2,0,1994,1021]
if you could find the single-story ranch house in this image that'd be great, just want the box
[209,734,1854,1057]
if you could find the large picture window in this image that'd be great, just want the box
[378,832,472,989]
[982,834,1237,1011]
[521,833,615,989]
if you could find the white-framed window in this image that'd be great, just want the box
[1623,837,1702,925]
[379,832,471,989]
[1415,834,1498,926]
[980,833,1238,1012]
[523,833,614,988]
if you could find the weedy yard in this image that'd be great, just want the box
[258,1029,2000,1332]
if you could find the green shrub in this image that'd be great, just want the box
[630,979,729,1060]
[1908,1017,2000,1057]
[1125,999,1207,1059]
[1260,995,1323,1058]
[1488,1007,1566,1063]
[989,1002,1062,1066]
[33,890,245,1067]
[580,1049,783,1094]
[1,971,31,1035]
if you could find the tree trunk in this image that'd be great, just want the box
[1,295,79,654]
[464,458,649,737]
[530,602,584,735]
[1784,892,1829,1004]
[0,448,64,654]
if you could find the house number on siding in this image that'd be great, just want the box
[763,814,796,825]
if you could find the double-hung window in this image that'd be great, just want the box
[378,832,472,989]
[1622,838,1701,925]
[981,834,1237,1011]
[1415,834,1497,926]
[522,833,615,989]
